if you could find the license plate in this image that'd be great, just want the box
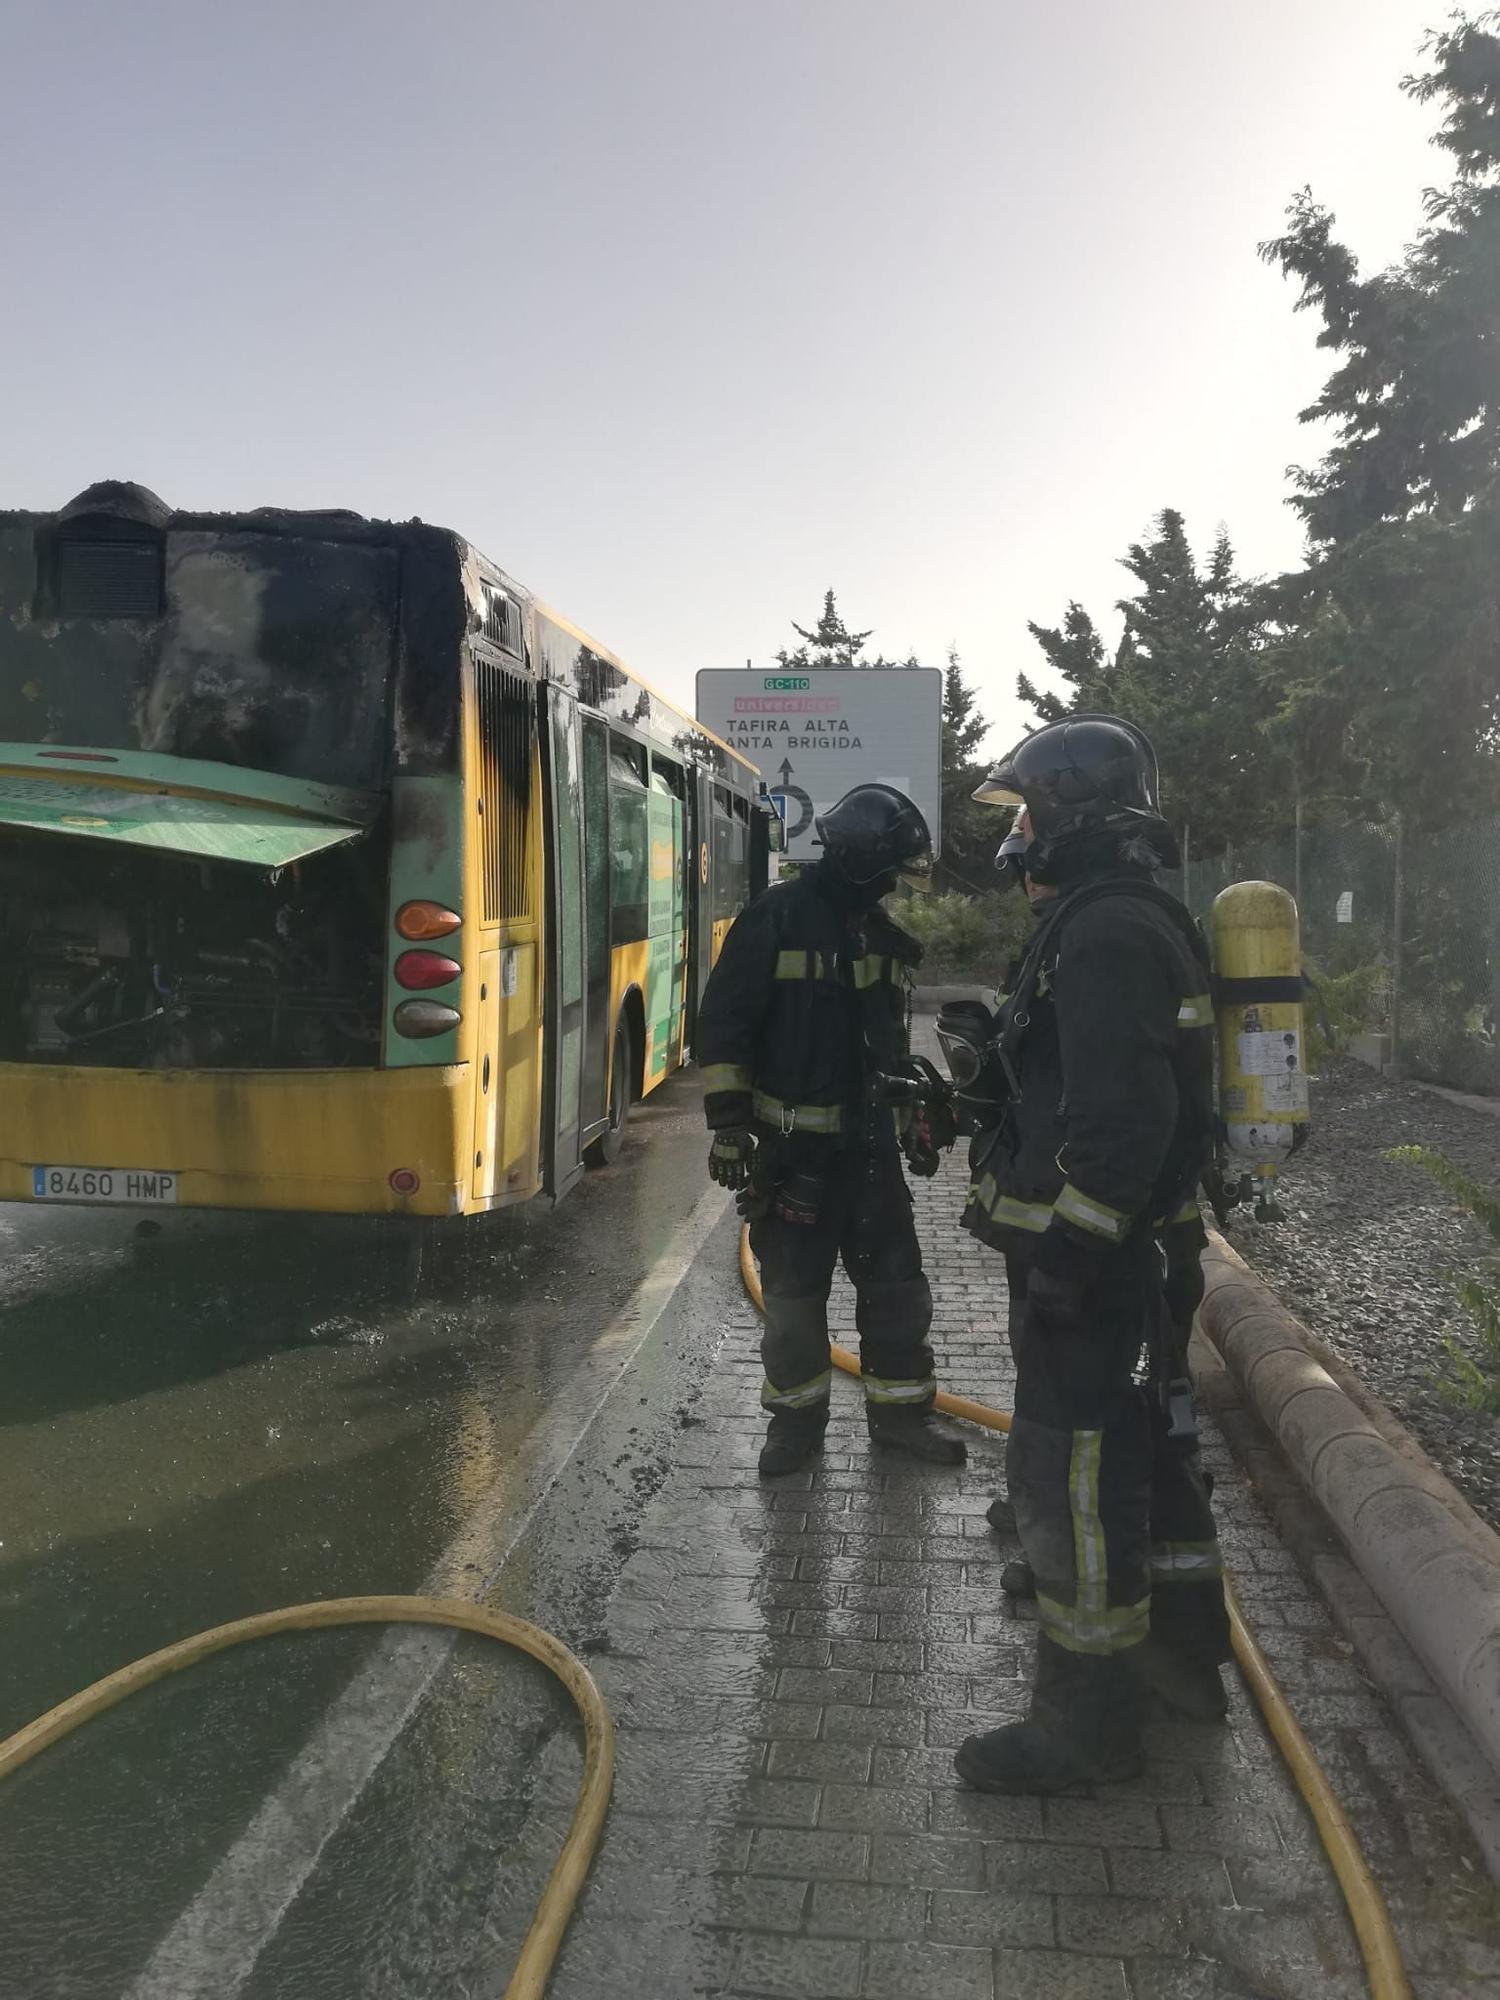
[31,1165,178,1206]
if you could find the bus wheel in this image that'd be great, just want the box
[585,1018,633,1167]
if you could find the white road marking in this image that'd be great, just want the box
[127,1182,731,2000]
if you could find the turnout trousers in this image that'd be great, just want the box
[749,1143,936,1421]
[1003,1231,1228,1664]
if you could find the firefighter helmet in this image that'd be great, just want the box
[973,715,1175,877]
[814,784,934,891]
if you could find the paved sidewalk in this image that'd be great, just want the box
[525,1146,1500,1999]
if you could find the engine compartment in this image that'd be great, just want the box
[0,829,388,1069]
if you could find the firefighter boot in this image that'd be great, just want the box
[1000,1557,1037,1601]
[758,1408,828,1478]
[1131,1584,1231,1722]
[986,1495,1036,1595]
[954,1637,1145,1794]
[866,1404,967,1465]
[1129,1638,1228,1723]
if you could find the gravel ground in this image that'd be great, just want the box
[1223,1057,1500,1533]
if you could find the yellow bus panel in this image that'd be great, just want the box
[0,1062,473,1218]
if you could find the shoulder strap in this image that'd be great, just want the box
[1000,875,1204,1057]
[1053,875,1209,970]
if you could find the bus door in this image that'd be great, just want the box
[471,654,542,1208]
[540,685,587,1199]
[579,713,612,1138]
[671,780,688,1062]
[646,758,687,1077]
[688,767,715,1046]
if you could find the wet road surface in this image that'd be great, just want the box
[0,1074,733,1998]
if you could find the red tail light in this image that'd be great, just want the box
[388,1167,421,1195]
[394,950,461,991]
[396,900,462,941]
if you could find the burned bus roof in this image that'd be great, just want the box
[3,483,755,784]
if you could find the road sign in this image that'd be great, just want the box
[696,666,943,862]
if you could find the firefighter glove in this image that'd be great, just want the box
[708,1128,756,1190]
[903,1115,942,1178]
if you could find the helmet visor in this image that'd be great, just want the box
[973,772,1024,807]
[899,849,934,895]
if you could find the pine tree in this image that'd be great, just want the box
[936,647,992,888]
[778,590,875,670]
[1017,512,1283,854]
[1258,13,1500,822]
[1018,605,1113,720]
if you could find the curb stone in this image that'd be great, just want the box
[1199,1228,1500,1875]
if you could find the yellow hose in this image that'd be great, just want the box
[0,1231,1413,2000]
[0,1595,613,2000]
[739,1224,1412,2000]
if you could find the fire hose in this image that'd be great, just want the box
[0,1598,613,2000]
[0,1228,1414,2000]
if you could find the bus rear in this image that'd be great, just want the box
[0,482,475,1217]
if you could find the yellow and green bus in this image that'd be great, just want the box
[0,481,770,1217]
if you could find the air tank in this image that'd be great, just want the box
[1210,881,1308,1222]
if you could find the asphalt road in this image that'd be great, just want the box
[0,1072,733,1999]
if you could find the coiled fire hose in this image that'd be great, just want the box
[0,1597,613,2000]
[739,1224,1413,2000]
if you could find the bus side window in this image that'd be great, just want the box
[609,737,649,943]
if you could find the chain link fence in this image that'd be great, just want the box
[1166,814,1500,1097]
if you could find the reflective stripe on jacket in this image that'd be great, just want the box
[694,866,921,1143]
[964,873,1215,1256]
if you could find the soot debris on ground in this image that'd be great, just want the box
[1225,1058,1500,1534]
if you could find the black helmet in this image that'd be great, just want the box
[995,808,1028,891]
[814,783,934,891]
[973,714,1175,878]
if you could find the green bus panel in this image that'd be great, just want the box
[647,790,675,937]
[647,931,674,1080]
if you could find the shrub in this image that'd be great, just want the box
[896,889,1031,983]
[1388,1145,1500,1411]
[1305,959,1388,1069]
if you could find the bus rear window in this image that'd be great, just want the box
[2,528,400,793]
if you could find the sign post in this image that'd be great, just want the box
[695,666,943,864]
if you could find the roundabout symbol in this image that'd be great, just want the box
[770,758,815,843]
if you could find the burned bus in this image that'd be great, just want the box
[0,482,770,1216]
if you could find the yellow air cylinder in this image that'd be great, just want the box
[1210,881,1308,1219]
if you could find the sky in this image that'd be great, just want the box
[2,0,1449,752]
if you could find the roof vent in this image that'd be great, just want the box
[57,538,162,617]
[48,482,168,619]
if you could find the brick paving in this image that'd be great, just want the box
[531,1060,1500,1998]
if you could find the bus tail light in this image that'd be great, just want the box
[388,1167,421,1195]
[396,900,462,941]
[393,999,461,1038]
[394,950,461,990]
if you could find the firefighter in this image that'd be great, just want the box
[950,717,1227,1795]
[978,806,1231,1726]
[696,783,966,1478]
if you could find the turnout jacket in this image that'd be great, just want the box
[695,865,922,1145]
[965,872,1215,1258]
